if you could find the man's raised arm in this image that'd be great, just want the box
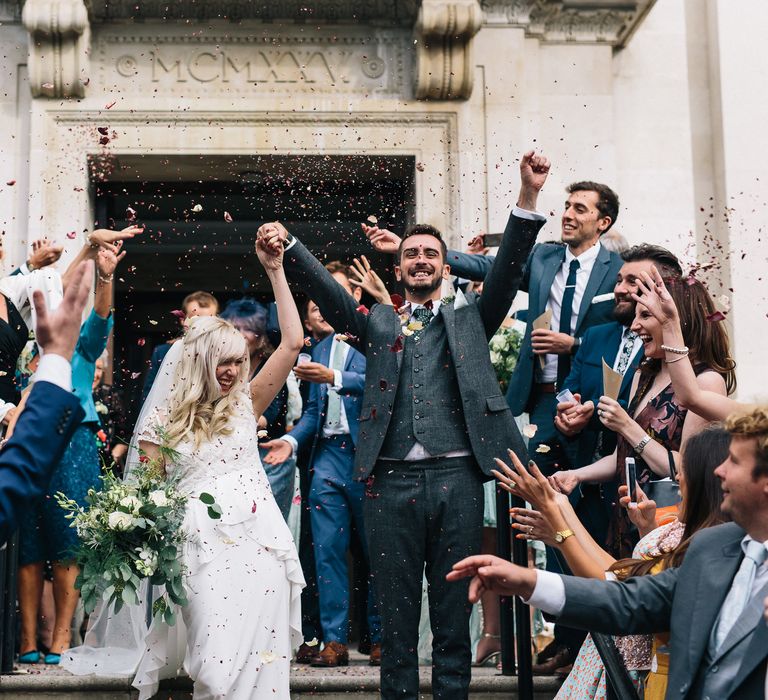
[257,222,368,346]
[476,151,549,338]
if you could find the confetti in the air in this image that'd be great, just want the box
[223,211,233,223]
[535,444,551,453]
[523,424,538,439]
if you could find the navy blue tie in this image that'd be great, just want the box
[557,259,580,385]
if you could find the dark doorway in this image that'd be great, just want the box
[94,154,415,420]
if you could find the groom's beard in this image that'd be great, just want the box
[402,268,443,296]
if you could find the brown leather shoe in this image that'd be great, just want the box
[310,641,349,667]
[532,643,574,675]
[295,643,319,664]
[368,643,381,666]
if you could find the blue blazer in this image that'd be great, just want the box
[0,381,83,543]
[448,242,623,415]
[288,334,366,463]
[561,321,644,466]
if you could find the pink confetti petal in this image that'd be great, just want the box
[379,379,388,391]
[66,231,77,239]
[105,101,116,109]
[705,310,726,323]
[292,494,302,505]
[99,136,110,146]
[390,293,404,308]
[137,338,146,346]
[170,309,186,319]
[390,336,403,353]
[97,126,109,136]
[131,372,141,379]
[125,206,137,222]
[251,501,258,513]
[5,180,15,186]
[223,211,233,223]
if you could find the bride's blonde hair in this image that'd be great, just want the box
[164,316,249,448]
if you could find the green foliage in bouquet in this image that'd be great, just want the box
[56,438,187,626]
[488,326,523,394]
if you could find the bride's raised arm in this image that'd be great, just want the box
[249,226,304,418]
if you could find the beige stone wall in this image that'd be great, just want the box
[1,0,766,399]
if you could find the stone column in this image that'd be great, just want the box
[413,0,483,100]
[22,0,90,98]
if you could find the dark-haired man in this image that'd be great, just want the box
[258,151,548,699]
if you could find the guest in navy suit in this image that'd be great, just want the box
[263,265,381,667]
[0,261,93,543]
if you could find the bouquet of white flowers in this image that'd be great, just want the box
[488,325,523,394]
[56,447,188,625]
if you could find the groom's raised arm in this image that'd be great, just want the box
[476,151,549,339]
[259,223,369,347]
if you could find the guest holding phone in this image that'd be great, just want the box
[549,276,735,557]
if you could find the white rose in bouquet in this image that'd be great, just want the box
[108,511,135,531]
[148,490,170,507]
[119,495,143,513]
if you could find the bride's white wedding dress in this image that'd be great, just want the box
[63,392,304,700]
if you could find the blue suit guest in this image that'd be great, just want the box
[446,181,624,475]
[264,264,382,668]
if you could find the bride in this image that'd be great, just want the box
[63,231,305,698]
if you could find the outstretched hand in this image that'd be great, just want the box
[362,224,401,254]
[28,238,63,269]
[348,256,392,305]
[88,225,144,254]
[492,449,559,511]
[446,554,537,603]
[34,260,93,360]
[96,242,126,277]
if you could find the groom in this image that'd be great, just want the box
[258,151,548,698]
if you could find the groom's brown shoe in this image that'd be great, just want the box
[311,641,349,667]
[295,643,318,664]
[368,643,382,667]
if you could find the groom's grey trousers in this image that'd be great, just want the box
[364,456,484,699]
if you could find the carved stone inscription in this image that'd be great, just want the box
[96,31,408,96]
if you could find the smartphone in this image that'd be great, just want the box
[625,457,637,503]
[556,388,576,405]
[483,233,504,246]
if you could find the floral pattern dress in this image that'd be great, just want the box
[608,373,706,558]
[554,520,684,700]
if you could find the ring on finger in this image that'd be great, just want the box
[508,480,516,489]
[528,526,534,534]
[598,409,604,417]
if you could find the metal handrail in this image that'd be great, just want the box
[592,631,640,699]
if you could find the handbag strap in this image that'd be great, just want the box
[667,450,677,482]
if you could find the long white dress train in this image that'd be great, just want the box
[64,393,304,700]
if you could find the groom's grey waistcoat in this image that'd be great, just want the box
[380,314,471,460]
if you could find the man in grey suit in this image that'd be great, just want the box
[449,405,768,699]
[257,151,549,698]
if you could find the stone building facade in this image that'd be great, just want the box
[0,0,765,398]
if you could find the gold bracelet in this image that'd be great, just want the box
[665,352,689,364]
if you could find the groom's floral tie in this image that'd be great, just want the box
[411,306,434,342]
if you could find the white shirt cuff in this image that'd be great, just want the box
[524,570,566,616]
[513,205,547,222]
[283,234,297,251]
[330,369,343,391]
[31,353,73,392]
[281,434,299,459]
[0,401,16,422]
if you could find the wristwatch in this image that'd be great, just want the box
[570,336,581,354]
[554,529,575,544]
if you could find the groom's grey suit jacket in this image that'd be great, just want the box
[283,211,544,479]
[557,521,768,700]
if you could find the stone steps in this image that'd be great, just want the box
[0,663,563,699]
